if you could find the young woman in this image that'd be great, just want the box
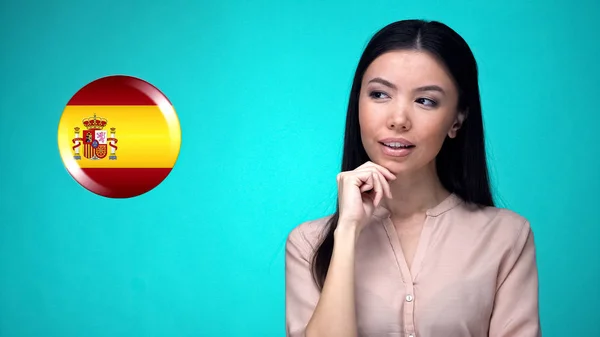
[285,20,541,337]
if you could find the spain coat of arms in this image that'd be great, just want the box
[72,113,118,160]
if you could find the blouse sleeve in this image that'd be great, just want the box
[285,225,321,337]
[489,220,542,337]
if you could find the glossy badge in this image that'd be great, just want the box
[57,75,181,198]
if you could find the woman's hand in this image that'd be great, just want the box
[336,161,396,234]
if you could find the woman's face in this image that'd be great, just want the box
[358,50,464,175]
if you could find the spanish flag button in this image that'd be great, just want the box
[57,75,181,198]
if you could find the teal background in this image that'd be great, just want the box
[1,0,599,336]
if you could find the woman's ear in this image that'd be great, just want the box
[448,109,468,139]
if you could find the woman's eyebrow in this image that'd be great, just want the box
[367,77,446,96]
[367,77,397,90]
[413,85,445,95]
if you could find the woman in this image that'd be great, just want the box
[285,19,541,337]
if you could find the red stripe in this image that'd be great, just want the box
[71,168,173,198]
[67,75,172,106]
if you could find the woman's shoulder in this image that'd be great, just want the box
[457,200,533,238]
[286,214,333,254]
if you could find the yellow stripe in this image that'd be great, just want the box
[57,105,181,168]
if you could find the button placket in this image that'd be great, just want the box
[381,216,424,337]
[403,283,416,336]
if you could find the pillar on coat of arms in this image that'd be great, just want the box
[109,127,118,160]
[72,127,82,160]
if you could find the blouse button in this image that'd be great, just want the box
[406,294,414,302]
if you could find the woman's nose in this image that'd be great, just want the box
[388,106,411,130]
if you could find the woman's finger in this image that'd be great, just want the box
[355,167,393,199]
[360,182,373,193]
[356,171,374,192]
[376,170,393,199]
[371,171,383,207]
[356,162,397,181]
[365,162,397,181]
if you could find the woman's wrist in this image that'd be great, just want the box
[334,221,361,245]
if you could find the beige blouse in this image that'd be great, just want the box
[285,193,541,337]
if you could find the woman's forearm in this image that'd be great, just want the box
[305,223,360,337]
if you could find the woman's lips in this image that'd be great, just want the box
[380,142,415,157]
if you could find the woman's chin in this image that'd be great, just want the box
[377,160,410,175]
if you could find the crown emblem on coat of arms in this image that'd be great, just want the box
[82,113,108,130]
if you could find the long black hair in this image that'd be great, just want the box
[311,19,495,290]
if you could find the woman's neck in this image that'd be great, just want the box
[382,164,450,220]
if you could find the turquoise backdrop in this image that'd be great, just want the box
[1,0,599,336]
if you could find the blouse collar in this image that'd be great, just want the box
[372,192,463,219]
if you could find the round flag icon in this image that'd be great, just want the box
[57,75,181,198]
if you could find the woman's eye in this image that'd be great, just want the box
[416,97,438,107]
[369,91,390,99]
